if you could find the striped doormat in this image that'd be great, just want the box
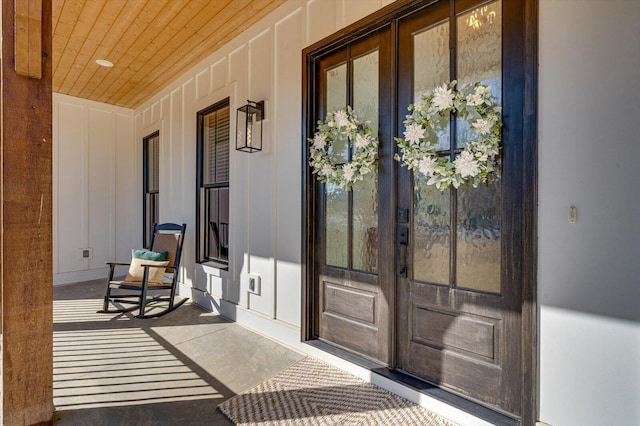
[218,357,457,425]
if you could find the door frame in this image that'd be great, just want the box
[301,0,538,423]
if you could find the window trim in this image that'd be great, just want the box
[196,97,231,267]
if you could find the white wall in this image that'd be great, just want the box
[133,0,394,327]
[538,1,640,424]
[53,93,136,284]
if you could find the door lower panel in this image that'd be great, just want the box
[319,273,384,362]
[411,304,500,363]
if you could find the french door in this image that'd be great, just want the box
[310,27,394,363]
[396,0,523,416]
[304,0,533,420]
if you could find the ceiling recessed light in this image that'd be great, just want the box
[95,59,114,67]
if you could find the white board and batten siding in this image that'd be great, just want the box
[53,93,135,284]
[133,0,395,328]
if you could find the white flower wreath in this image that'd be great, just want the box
[394,80,502,190]
[308,106,378,190]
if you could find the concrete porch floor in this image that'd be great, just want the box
[53,280,305,425]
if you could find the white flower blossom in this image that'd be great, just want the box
[475,85,491,97]
[342,163,355,181]
[313,133,327,150]
[472,119,491,134]
[454,151,480,178]
[466,93,484,107]
[334,110,349,128]
[418,157,437,176]
[321,164,333,176]
[404,123,426,145]
[355,133,369,149]
[432,84,455,110]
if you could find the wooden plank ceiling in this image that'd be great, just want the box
[53,0,287,109]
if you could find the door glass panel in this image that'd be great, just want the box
[353,51,379,134]
[456,180,500,292]
[325,63,349,268]
[326,63,348,164]
[326,63,347,112]
[455,0,502,292]
[325,185,348,268]
[414,21,450,96]
[352,50,379,273]
[456,0,502,149]
[413,175,450,285]
[414,21,450,151]
[412,19,451,284]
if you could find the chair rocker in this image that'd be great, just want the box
[98,223,187,319]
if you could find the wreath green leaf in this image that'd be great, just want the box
[394,80,502,190]
[308,106,378,190]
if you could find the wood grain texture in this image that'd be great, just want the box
[15,0,43,78]
[52,0,287,108]
[412,306,497,360]
[323,281,377,325]
[2,0,53,423]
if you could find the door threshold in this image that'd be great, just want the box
[306,339,520,426]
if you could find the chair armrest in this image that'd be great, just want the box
[106,261,131,280]
[106,261,131,267]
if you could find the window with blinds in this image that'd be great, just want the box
[197,98,230,265]
[203,105,230,185]
[143,131,160,245]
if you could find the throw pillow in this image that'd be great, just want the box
[125,257,169,283]
[132,248,168,261]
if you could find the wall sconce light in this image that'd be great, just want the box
[236,100,265,153]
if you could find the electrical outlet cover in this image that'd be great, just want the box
[248,273,261,295]
[79,248,93,259]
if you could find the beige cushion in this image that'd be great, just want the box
[124,257,169,284]
[152,233,179,265]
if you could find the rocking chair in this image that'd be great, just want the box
[98,223,187,319]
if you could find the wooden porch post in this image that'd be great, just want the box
[1,0,53,424]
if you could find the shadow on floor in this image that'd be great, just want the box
[53,280,304,425]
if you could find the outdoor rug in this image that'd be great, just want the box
[218,357,457,425]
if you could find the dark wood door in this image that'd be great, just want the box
[305,0,533,420]
[312,28,394,363]
[395,0,523,417]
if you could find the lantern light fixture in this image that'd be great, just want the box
[236,100,265,153]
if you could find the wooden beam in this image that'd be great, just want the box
[15,0,43,79]
[2,0,53,424]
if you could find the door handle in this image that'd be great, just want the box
[397,255,407,277]
[398,225,408,245]
[397,225,408,276]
